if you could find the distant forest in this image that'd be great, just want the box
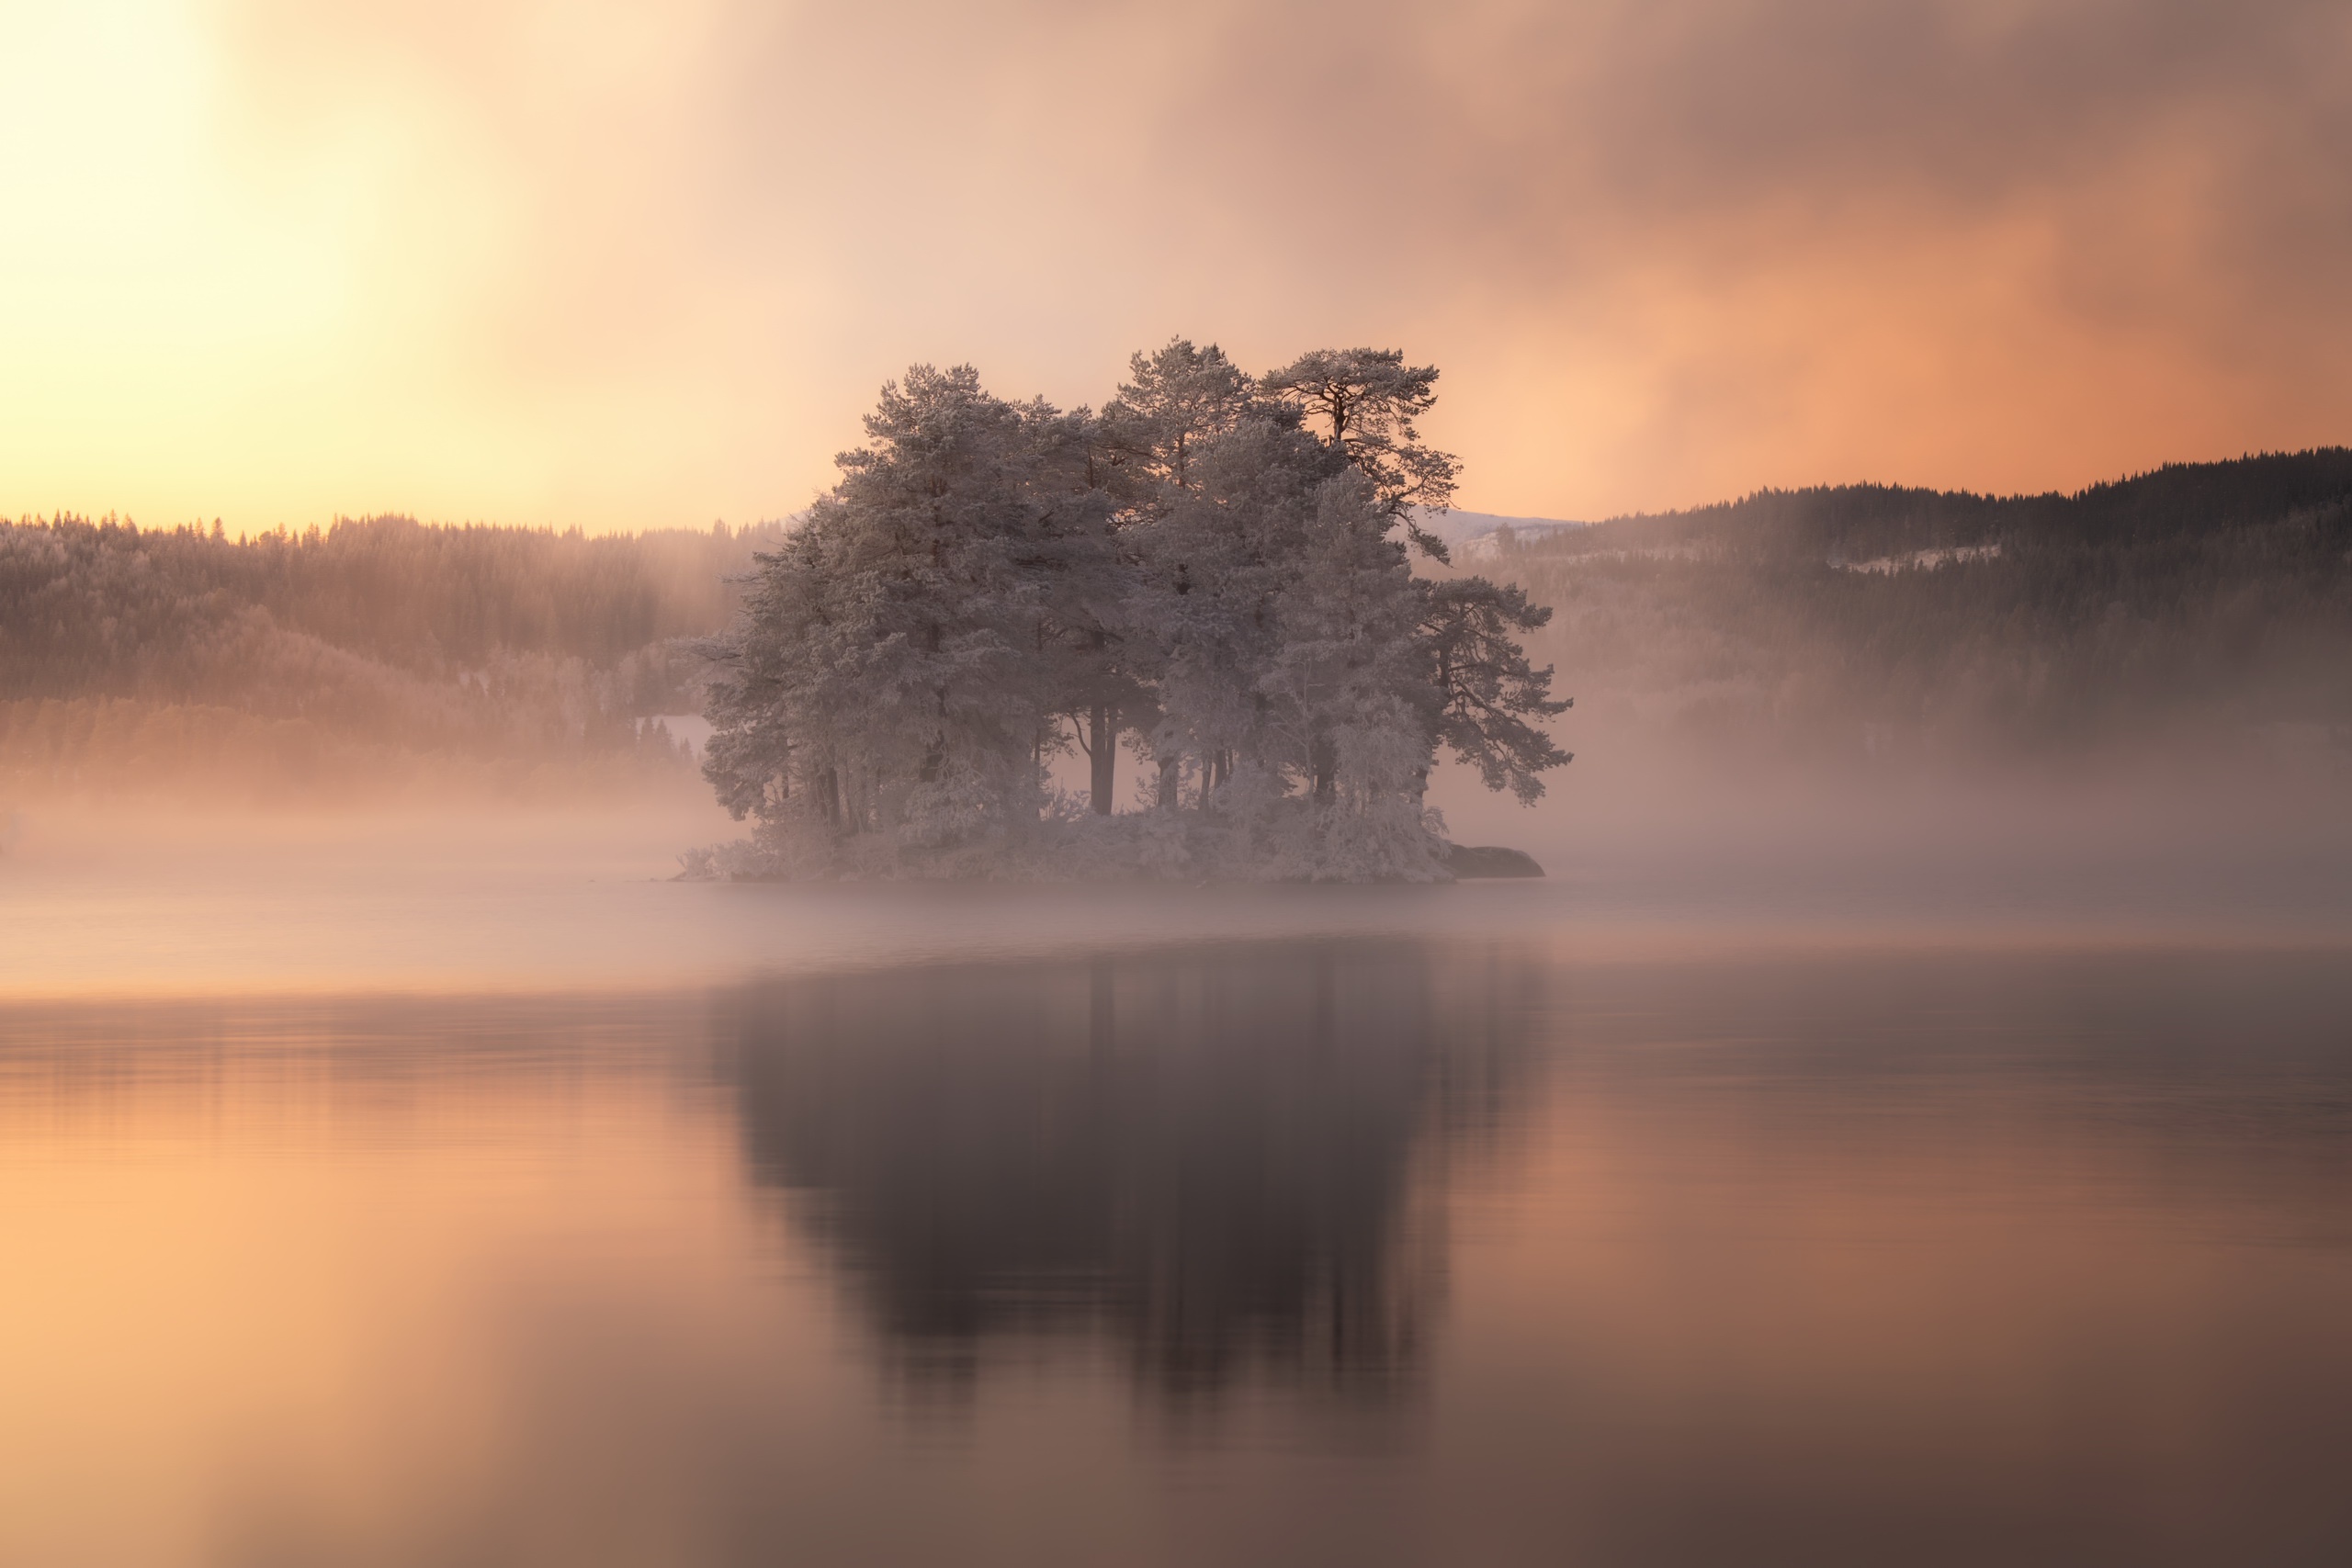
[0,515,780,799]
[1484,448,2352,773]
[5,448,2347,805]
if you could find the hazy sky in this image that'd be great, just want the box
[4,0,2346,532]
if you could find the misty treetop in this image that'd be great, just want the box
[697,344,1571,881]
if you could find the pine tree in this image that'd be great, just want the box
[1101,339,1254,502]
[703,366,1119,860]
[1417,578,1571,802]
[1261,348,1461,558]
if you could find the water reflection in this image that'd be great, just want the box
[2,941,2350,1566]
[724,942,1538,1408]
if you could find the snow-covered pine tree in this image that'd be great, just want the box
[1121,410,1448,878]
[1125,413,1338,818]
[702,366,1117,870]
[1097,340,1254,808]
[1101,339,1254,504]
[1416,576,1571,802]
[1260,344,1570,809]
[1259,468,1450,879]
[1261,347,1461,560]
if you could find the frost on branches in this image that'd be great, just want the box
[691,345,1569,882]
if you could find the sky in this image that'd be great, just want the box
[3,0,2347,534]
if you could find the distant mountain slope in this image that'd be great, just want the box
[1412,508,1589,558]
[1551,448,2352,560]
[1475,449,2352,768]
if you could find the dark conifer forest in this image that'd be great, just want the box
[1485,448,2352,770]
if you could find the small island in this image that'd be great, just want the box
[688,342,1568,883]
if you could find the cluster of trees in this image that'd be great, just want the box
[1486,450,2352,770]
[0,514,779,799]
[700,344,1569,880]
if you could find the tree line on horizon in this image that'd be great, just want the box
[5,428,2342,813]
[1480,448,2352,773]
[0,513,780,799]
[696,344,1571,882]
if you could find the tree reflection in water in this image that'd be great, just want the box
[723,940,1540,1408]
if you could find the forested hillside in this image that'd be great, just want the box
[1478,449,2352,773]
[9,449,2346,808]
[0,514,781,800]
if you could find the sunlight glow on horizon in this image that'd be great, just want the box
[4,0,2348,535]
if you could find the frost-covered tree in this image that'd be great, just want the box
[1098,340,1259,807]
[1418,577,1572,802]
[1261,348,1461,558]
[1126,414,1347,816]
[1257,469,1451,878]
[1102,339,1254,502]
[702,366,1118,868]
[699,344,1569,881]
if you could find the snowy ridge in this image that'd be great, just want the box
[1411,508,1589,561]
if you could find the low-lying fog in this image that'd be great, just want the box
[6,736,2346,1000]
[10,457,2350,996]
[7,483,2350,1568]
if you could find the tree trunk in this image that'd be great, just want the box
[1157,754,1179,811]
[1311,734,1338,804]
[1088,704,1116,814]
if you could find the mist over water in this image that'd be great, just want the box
[6,461,2350,1565]
[7,766,2349,1001]
[5,706,2349,1565]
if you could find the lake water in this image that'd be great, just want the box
[5,902,2350,1565]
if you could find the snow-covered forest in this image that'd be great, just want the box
[694,344,1571,882]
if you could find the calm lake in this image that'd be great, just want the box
[5,912,2350,1565]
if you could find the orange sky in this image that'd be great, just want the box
[3,0,2346,532]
